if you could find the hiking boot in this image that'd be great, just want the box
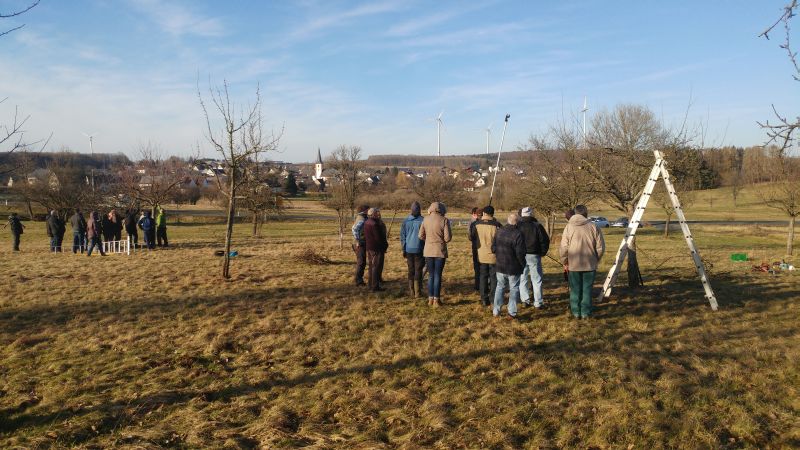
[505,314,517,321]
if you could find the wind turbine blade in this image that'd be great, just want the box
[437,110,443,120]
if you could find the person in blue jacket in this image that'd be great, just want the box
[138,210,156,250]
[400,201,425,298]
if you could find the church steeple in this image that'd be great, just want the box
[316,147,323,164]
[314,148,323,180]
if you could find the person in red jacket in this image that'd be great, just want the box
[363,207,389,292]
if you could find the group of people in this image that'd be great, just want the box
[351,201,606,319]
[5,206,169,254]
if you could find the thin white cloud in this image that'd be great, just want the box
[385,1,495,37]
[288,0,406,41]
[128,0,225,37]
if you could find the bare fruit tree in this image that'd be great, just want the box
[199,80,281,278]
[117,143,187,215]
[759,1,800,255]
[323,145,365,248]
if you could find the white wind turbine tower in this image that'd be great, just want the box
[82,131,99,155]
[432,110,444,157]
[581,96,589,148]
[484,122,493,154]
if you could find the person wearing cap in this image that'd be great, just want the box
[492,213,527,319]
[351,204,370,286]
[559,204,605,319]
[363,207,388,292]
[467,207,482,292]
[517,206,551,309]
[86,211,107,256]
[4,212,25,251]
[418,202,452,306]
[469,205,501,307]
[46,210,66,252]
[400,201,425,298]
[70,209,87,253]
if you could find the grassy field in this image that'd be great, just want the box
[0,217,798,448]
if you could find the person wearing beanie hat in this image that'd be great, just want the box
[363,207,388,292]
[351,205,370,286]
[517,206,551,309]
[469,205,501,308]
[418,202,452,306]
[400,201,425,298]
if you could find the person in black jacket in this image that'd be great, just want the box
[46,210,66,252]
[492,213,527,319]
[124,208,139,246]
[363,207,388,292]
[70,209,87,253]
[467,207,482,291]
[517,207,551,308]
[4,212,25,251]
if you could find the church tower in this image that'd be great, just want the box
[314,148,323,180]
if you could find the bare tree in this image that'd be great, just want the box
[322,145,364,248]
[199,80,281,278]
[1,0,39,38]
[760,156,799,255]
[652,180,695,238]
[412,172,469,210]
[14,154,103,220]
[239,160,286,236]
[117,143,187,215]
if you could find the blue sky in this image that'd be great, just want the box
[1,1,797,162]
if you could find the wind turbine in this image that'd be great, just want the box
[432,110,444,157]
[581,96,589,148]
[484,122,493,155]
[82,131,99,155]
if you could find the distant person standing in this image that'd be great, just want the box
[102,210,114,243]
[351,205,369,286]
[109,209,122,241]
[86,211,107,256]
[418,202,452,306]
[138,210,156,250]
[469,205,501,308]
[467,207,482,292]
[363,207,388,292]
[46,210,66,252]
[517,207,550,309]
[400,201,425,298]
[492,213,527,319]
[70,209,87,254]
[4,212,25,251]
[124,208,139,246]
[559,205,605,319]
[156,206,168,247]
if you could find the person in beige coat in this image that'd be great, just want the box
[559,205,605,319]
[418,202,452,306]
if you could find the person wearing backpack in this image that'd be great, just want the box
[400,201,425,298]
[4,212,25,251]
[517,207,551,309]
[138,210,156,249]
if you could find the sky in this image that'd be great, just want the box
[1,1,798,163]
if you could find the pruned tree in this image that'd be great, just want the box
[412,171,469,210]
[117,143,187,215]
[759,1,800,255]
[14,154,103,220]
[322,145,364,248]
[240,161,286,236]
[199,80,281,277]
[652,180,695,238]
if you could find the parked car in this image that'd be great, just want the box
[611,217,629,228]
[589,216,610,228]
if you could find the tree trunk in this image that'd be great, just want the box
[663,213,672,238]
[386,209,399,239]
[338,212,344,249]
[252,211,259,237]
[627,235,643,288]
[25,200,34,221]
[788,215,796,256]
[222,175,236,279]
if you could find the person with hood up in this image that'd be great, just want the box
[400,201,425,298]
[492,213,527,319]
[559,204,605,319]
[46,210,66,252]
[86,211,107,256]
[156,206,169,247]
[4,212,25,251]
[351,205,369,286]
[418,201,452,306]
[70,209,87,253]
[138,210,156,249]
[124,208,139,246]
[467,207,482,292]
[517,207,551,309]
[363,207,389,292]
[469,205,502,308]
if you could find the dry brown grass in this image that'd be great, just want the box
[0,220,798,448]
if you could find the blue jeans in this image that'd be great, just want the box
[425,257,446,298]
[494,273,521,317]
[520,254,544,306]
[72,232,86,253]
[87,236,105,256]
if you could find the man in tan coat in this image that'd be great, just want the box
[559,205,605,319]
[418,202,451,306]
